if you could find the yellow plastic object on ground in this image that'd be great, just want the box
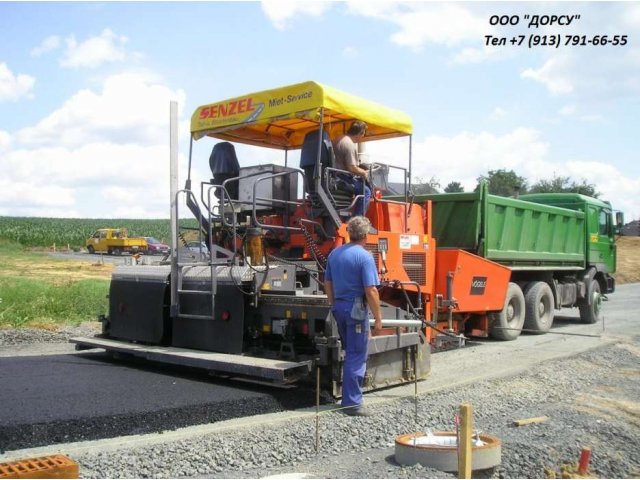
[191,80,412,148]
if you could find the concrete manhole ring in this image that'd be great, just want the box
[395,431,501,472]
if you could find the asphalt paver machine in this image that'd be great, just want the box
[73,81,510,397]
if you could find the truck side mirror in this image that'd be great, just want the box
[615,211,624,234]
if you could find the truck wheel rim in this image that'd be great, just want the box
[539,293,552,327]
[593,292,602,316]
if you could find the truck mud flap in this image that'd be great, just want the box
[70,337,313,385]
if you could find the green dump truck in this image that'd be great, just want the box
[406,183,622,340]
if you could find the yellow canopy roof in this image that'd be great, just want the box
[190,81,412,149]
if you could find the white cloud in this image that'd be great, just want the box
[519,5,640,100]
[558,106,605,124]
[61,28,129,68]
[365,128,640,219]
[0,180,77,217]
[16,72,186,148]
[451,46,502,65]
[489,107,507,120]
[0,142,172,218]
[0,130,10,152]
[521,56,574,95]
[342,46,358,58]
[558,161,640,220]
[347,2,488,51]
[578,114,605,123]
[100,184,170,218]
[0,63,36,102]
[414,128,550,189]
[559,105,576,116]
[1,143,167,188]
[365,128,548,191]
[261,1,331,30]
[522,46,640,99]
[30,35,61,57]
[622,3,640,28]
[0,73,188,218]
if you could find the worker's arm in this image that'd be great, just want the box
[324,280,334,306]
[347,163,369,180]
[364,286,383,333]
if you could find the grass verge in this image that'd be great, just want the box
[0,240,109,328]
[0,277,108,328]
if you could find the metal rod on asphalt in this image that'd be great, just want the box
[492,327,602,338]
[315,366,320,454]
[368,319,423,328]
[413,346,418,427]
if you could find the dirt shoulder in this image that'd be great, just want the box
[614,236,640,284]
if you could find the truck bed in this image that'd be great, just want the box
[404,185,586,269]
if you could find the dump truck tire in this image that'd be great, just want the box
[87,245,95,254]
[489,282,525,341]
[579,279,602,324]
[524,282,554,334]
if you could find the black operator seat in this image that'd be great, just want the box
[299,129,355,211]
[210,141,240,200]
[299,129,334,194]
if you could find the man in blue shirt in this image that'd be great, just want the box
[324,216,382,416]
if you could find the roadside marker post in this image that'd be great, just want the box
[458,403,472,479]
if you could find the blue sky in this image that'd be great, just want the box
[1,1,639,220]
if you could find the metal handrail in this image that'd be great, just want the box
[173,188,206,262]
[171,188,210,320]
[366,162,412,232]
[252,169,307,233]
[368,162,409,200]
[324,166,366,209]
[299,218,335,241]
[206,184,238,259]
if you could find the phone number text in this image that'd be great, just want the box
[485,34,629,48]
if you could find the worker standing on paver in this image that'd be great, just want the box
[324,216,383,416]
[333,121,371,216]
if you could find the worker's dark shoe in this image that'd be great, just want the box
[343,406,372,417]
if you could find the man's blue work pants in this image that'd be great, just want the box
[351,177,371,216]
[338,173,371,216]
[332,300,369,408]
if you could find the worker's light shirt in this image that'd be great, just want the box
[325,243,379,302]
[334,135,358,172]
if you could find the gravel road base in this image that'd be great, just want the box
[181,338,640,480]
[2,326,639,479]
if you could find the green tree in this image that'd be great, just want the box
[412,176,440,194]
[444,181,464,193]
[475,169,528,197]
[529,175,600,198]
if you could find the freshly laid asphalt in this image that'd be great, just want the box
[2,284,638,456]
[0,351,314,452]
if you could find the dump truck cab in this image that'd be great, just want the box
[520,193,617,292]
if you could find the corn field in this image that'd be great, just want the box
[0,217,174,248]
